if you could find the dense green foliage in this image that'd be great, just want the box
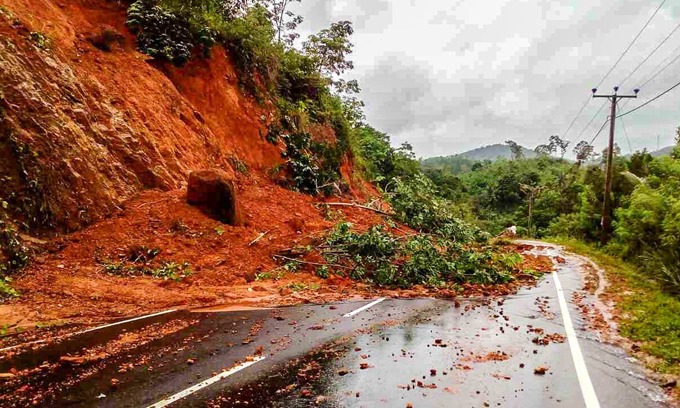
[354,126,419,187]
[126,0,216,65]
[316,222,520,288]
[553,239,680,373]
[425,136,680,295]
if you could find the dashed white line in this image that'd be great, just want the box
[145,356,265,408]
[343,298,386,317]
[553,271,601,408]
[74,309,178,336]
[0,309,177,353]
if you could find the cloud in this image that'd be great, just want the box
[359,54,433,134]
[293,0,680,157]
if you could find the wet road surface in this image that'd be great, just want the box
[0,243,671,407]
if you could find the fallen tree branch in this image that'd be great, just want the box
[323,202,394,217]
[248,230,269,247]
[273,254,352,270]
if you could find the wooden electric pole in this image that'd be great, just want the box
[592,86,638,244]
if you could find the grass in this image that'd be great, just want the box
[0,277,19,299]
[550,237,680,375]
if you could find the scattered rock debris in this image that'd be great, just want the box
[534,366,549,375]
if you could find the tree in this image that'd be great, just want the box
[573,141,595,165]
[506,140,524,160]
[549,135,570,158]
[268,0,303,45]
[673,126,680,159]
[519,183,543,236]
[303,21,355,78]
[235,0,302,46]
[629,149,653,177]
[601,144,621,164]
[534,144,552,157]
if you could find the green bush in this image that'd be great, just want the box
[279,131,343,195]
[103,258,192,282]
[0,220,28,276]
[387,174,488,242]
[219,5,280,92]
[612,156,680,293]
[127,0,216,65]
[317,222,517,288]
[354,126,420,187]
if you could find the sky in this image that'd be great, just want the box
[291,0,680,158]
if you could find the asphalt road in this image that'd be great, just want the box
[0,243,671,407]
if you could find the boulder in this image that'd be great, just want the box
[187,169,241,225]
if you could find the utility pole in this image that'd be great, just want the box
[592,86,638,245]
[520,184,544,238]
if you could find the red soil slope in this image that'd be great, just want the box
[0,0,549,333]
[0,0,382,328]
[0,0,283,232]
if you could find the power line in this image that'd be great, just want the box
[620,20,680,87]
[638,45,680,88]
[617,77,680,118]
[618,45,680,112]
[596,0,667,89]
[562,95,592,140]
[619,114,633,154]
[590,118,610,145]
[576,100,609,141]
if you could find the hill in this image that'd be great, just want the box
[421,144,536,173]
[458,143,536,160]
[651,146,674,157]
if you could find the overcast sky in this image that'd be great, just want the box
[292,0,680,158]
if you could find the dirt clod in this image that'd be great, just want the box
[534,366,549,375]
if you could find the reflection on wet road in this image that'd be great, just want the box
[0,243,671,407]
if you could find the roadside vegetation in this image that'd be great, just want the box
[552,239,680,375]
[121,0,542,292]
[285,221,523,289]
[99,245,193,282]
[422,134,680,297]
[423,134,680,375]
[126,0,361,196]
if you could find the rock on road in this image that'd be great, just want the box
[0,242,672,407]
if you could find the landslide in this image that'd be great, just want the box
[0,0,374,326]
[0,0,552,335]
[0,0,288,232]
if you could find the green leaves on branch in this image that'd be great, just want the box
[127,0,216,65]
[387,174,489,243]
[317,222,518,288]
[0,221,28,276]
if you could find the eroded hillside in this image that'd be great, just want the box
[0,0,286,232]
[0,0,550,333]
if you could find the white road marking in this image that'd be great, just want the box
[343,298,386,317]
[145,356,265,408]
[74,309,177,336]
[0,339,46,353]
[552,271,601,408]
[0,309,177,353]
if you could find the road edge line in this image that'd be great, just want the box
[145,356,265,408]
[343,297,386,317]
[76,308,178,336]
[553,271,601,408]
[0,309,177,353]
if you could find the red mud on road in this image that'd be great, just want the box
[0,183,554,349]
